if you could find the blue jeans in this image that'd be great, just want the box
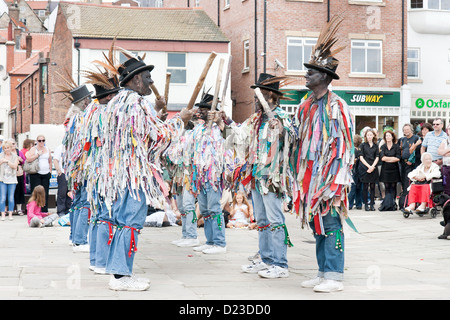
[348,182,363,208]
[72,185,90,246]
[309,212,344,281]
[106,188,147,276]
[197,184,226,247]
[0,182,16,212]
[176,189,197,239]
[89,200,114,268]
[251,189,288,269]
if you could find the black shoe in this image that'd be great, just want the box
[365,205,370,211]
[356,206,362,210]
[370,206,375,211]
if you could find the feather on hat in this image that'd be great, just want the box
[303,14,345,80]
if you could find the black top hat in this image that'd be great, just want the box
[92,77,120,100]
[118,57,154,86]
[195,93,214,109]
[250,73,283,95]
[304,57,340,80]
[70,84,92,105]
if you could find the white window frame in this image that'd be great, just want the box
[167,52,187,85]
[407,48,420,79]
[225,0,230,8]
[428,0,450,10]
[351,39,383,74]
[286,37,317,73]
[243,40,250,72]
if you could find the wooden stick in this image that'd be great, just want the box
[218,56,232,111]
[208,58,225,131]
[150,84,161,100]
[254,87,274,121]
[163,72,171,113]
[187,52,217,110]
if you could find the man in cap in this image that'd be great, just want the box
[96,54,192,291]
[292,16,355,293]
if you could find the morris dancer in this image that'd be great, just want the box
[95,53,192,291]
[224,73,295,279]
[291,16,356,292]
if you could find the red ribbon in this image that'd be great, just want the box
[123,226,141,257]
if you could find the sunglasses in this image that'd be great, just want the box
[37,139,45,142]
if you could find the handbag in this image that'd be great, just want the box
[431,179,444,194]
[23,159,39,174]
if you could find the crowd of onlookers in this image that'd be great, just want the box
[350,119,449,214]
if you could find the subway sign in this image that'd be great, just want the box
[282,90,400,107]
[415,98,450,109]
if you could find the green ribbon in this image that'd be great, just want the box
[271,223,294,247]
[326,228,343,252]
[212,213,223,230]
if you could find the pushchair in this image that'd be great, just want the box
[402,178,443,219]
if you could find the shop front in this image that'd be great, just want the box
[410,96,450,130]
[281,89,402,137]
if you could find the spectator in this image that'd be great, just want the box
[421,118,448,166]
[21,139,34,196]
[438,123,450,195]
[227,191,252,228]
[27,185,58,228]
[0,135,4,152]
[403,152,441,214]
[25,135,52,213]
[359,128,379,211]
[398,124,421,209]
[10,139,25,215]
[0,141,19,221]
[53,143,72,217]
[348,134,363,210]
[379,130,401,211]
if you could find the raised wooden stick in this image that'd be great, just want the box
[211,58,224,111]
[218,56,232,111]
[187,52,217,110]
[150,84,161,100]
[163,72,171,113]
[254,87,275,121]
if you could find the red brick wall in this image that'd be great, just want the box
[15,72,40,133]
[164,0,407,123]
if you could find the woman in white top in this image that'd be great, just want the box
[26,135,52,213]
[438,124,450,195]
[0,141,19,221]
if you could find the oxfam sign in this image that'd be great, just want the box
[415,98,450,109]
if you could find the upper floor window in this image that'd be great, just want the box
[351,39,382,74]
[243,40,250,72]
[407,48,420,79]
[411,0,450,9]
[286,37,317,72]
[167,53,187,84]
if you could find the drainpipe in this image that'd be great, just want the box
[254,0,258,83]
[401,0,405,86]
[74,39,81,85]
[263,0,267,73]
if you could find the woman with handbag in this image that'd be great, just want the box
[25,135,52,213]
[359,128,380,211]
[9,139,26,215]
[379,130,401,211]
[0,141,19,221]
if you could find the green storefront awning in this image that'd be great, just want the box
[282,89,401,107]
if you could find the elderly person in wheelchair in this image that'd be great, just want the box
[402,152,441,214]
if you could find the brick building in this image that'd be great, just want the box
[47,2,230,128]
[164,0,409,135]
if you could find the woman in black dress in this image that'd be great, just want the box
[379,130,401,211]
[359,129,380,211]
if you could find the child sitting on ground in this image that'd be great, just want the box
[27,185,59,228]
[226,191,253,228]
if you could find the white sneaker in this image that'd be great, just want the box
[258,265,289,279]
[73,244,90,253]
[313,279,344,293]
[176,238,200,247]
[241,261,269,274]
[131,274,150,284]
[248,252,261,262]
[193,244,213,252]
[301,277,324,288]
[202,245,226,254]
[171,238,185,245]
[108,275,150,291]
[94,267,107,274]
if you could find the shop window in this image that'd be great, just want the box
[167,53,187,84]
[351,40,382,74]
[429,0,450,10]
[407,48,420,79]
[286,37,317,72]
[411,0,423,8]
